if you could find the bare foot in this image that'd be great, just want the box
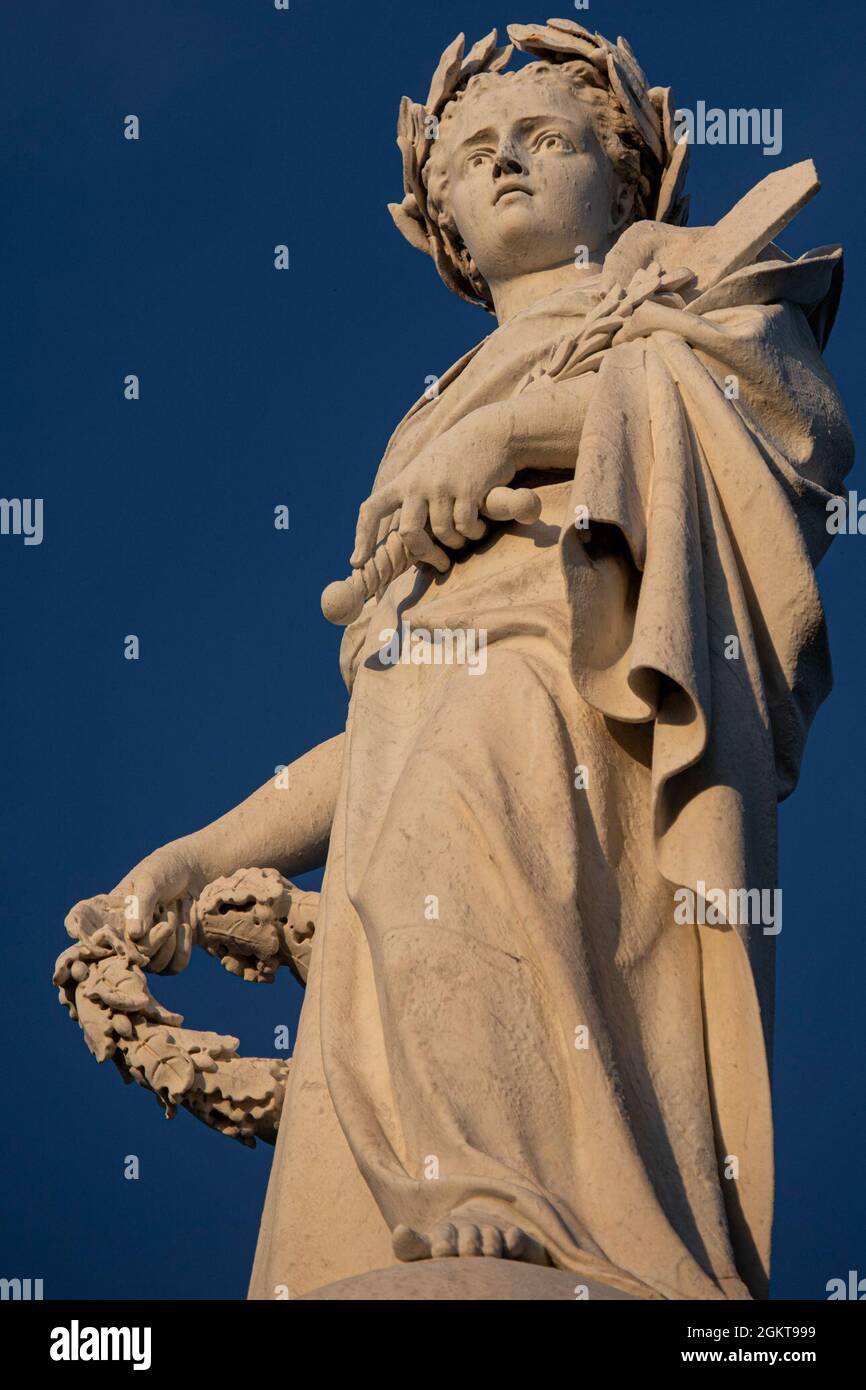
[393,1209,549,1265]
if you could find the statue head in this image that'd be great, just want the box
[389,20,689,312]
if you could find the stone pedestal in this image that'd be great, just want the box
[299,1258,640,1301]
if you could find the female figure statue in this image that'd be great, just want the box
[59,21,852,1301]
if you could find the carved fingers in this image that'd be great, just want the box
[107,843,201,973]
[351,468,497,573]
[398,497,453,568]
[352,490,397,567]
[452,496,487,541]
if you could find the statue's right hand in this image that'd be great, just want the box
[111,842,194,923]
[63,841,202,977]
[111,841,204,973]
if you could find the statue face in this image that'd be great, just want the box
[441,77,620,285]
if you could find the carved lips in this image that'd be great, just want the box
[493,181,533,204]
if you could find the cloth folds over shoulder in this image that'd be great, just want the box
[560,251,852,899]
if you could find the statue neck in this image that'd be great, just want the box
[488,250,610,325]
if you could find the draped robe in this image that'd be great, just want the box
[249,223,852,1300]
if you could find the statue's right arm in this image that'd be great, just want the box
[109,732,345,929]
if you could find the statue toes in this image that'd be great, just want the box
[392,1223,430,1262]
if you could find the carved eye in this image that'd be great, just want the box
[536,133,574,154]
[467,150,493,171]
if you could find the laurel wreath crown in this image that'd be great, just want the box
[388,18,690,309]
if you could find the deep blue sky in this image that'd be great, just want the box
[1,0,863,1300]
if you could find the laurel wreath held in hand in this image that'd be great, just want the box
[54,868,319,1147]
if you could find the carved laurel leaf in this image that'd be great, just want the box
[123,1027,197,1103]
[605,49,663,163]
[462,27,498,70]
[396,140,419,205]
[83,957,152,1013]
[184,1057,290,1147]
[507,21,606,67]
[652,86,677,159]
[487,44,515,74]
[410,102,431,170]
[655,139,690,224]
[173,1026,240,1066]
[396,114,427,210]
[388,197,431,256]
[396,93,414,141]
[459,28,507,84]
[426,32,465,114]
[150,1052,196,1102]
[546,18,594,40]
[202,1057,286,1106]
[74,986,117,1063]
[616,35,652,97]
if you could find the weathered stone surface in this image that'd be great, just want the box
[298,1260,638,1302]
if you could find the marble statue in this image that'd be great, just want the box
[56,19,853,1301]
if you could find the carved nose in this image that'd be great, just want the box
[493,151,526,177]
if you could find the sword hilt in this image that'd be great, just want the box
[321,485,541,626]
